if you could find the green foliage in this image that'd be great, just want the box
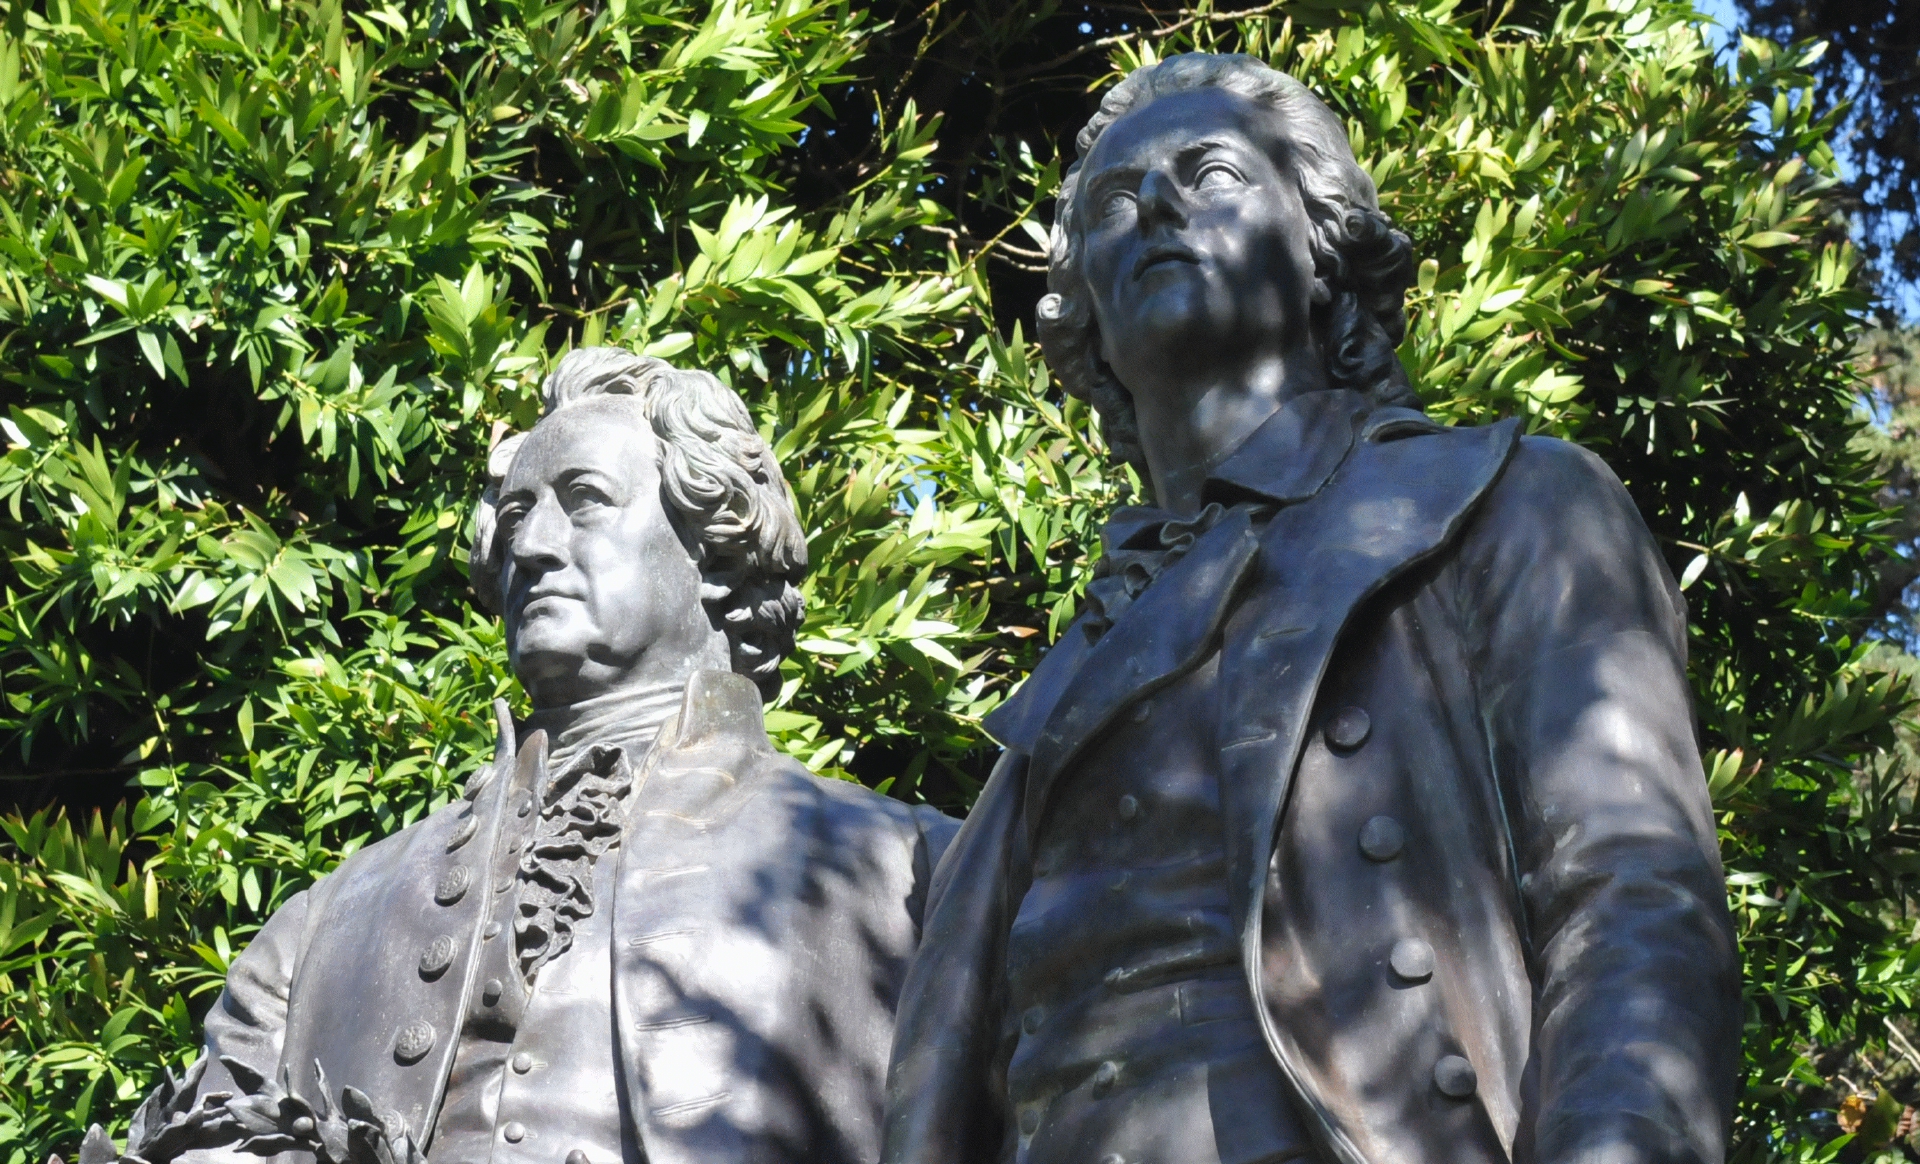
[0,0,1110,1151]
[0,0,1913,1162]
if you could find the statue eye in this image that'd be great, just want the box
[1098,189,1135,222]
[567,482,613,509]
[1194,164,1244,191]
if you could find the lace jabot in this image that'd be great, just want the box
[1082,503,1240,642]
[514,681,685,982]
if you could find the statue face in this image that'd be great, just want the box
[1077,86,1322,388]
[494,395,714,705]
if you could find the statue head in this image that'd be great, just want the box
[471,350,807,706]
[1038,53,1418,475]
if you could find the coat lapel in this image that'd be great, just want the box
[1205,415,1519,1164]
[1018,508,1260,840]
[980,390,1372,781]
[1218,416,1521,938]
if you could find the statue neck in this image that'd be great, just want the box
[524,679,686,774]
[1131,352,1329,516]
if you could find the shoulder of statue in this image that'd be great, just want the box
[1328,408,1523,506]
[323,801,450,878]
[1454,430,1658,574]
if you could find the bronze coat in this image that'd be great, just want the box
[185,671,957,1164]
[882,398,1738,1164]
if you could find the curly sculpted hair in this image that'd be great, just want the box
[1037,53,1420,475]
[470,349,808,700]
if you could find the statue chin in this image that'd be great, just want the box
[509,602,595,663]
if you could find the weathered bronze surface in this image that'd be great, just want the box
[105,351,956,1164]
[882,53,1738,1164]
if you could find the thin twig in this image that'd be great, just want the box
[1008,1,1289,82]
[1887,1017,1920,1075]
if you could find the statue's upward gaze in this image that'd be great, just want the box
[882,53,1739,1164]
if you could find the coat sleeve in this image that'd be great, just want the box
[172,889,311,1164]
[882,751,1029,1164]
[1452,436,1739,1164]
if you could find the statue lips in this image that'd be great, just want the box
[516,588,585,621]
[1132,243,1199,280]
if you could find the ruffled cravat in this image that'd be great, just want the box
[513,681,685,982]
[1082,503,1245,641]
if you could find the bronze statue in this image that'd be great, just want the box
[882,54,1738,1164]
[105,350,957,1164]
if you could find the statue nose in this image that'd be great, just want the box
[1137,169,1188,230]
[511,495,570,571]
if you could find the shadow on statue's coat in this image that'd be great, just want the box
[882,52,1736,1164]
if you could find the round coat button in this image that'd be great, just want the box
[446,811,478,852]
[1390,938,1434,982]
[502,1121,526,1143]
[1358,816,1405,862]
[1118,794,1140,821]
[484,921,502,939]
[1018,1107,1040,1135]
[418,934,457,979]
[567,1153,589,1164]
[1326,706,1371,750]
[434,864,472,905]
[1022,1006,1044,1034]
[483,978,504,1006]
[1433,1054,1477,1098]
[393,1019,436,1064]
[512,1052,533,1074]
[1092,1060,1119,1093]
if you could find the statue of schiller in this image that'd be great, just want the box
[883,53,1739,1164]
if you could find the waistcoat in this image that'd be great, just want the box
[431,739,640,1164]
[1005,652,1310,1164]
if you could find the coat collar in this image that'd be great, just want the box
[1205,387,1371,508]
[1090,388,1371,558]
[653,670,772,754]
[983,388,1376,760]
[987,401,1510,850]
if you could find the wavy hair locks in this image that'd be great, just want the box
[471,349,808,700]
[1037,53,1419,477]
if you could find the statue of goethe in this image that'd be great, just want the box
[109,350,956,1164]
